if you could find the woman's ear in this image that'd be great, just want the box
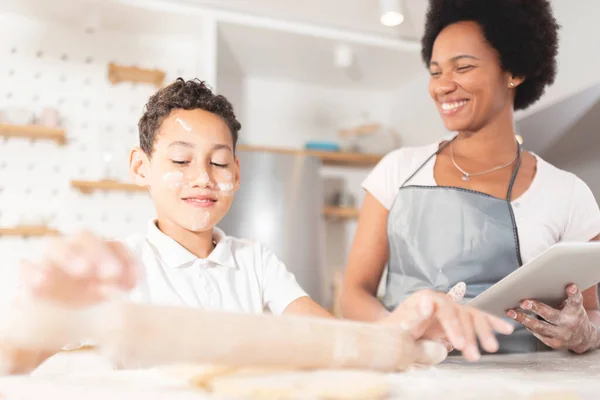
[508,76,526,89]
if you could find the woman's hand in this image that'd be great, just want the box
[446,282,467,302]
[507,284,600,354]
[440,282,467,352]
[381,289,514,361]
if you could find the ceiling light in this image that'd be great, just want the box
[380,0,405,27]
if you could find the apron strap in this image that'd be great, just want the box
[400,139,454,188]
[505,143,522,201]
[505,143,523,267]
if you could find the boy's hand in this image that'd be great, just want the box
[0,343,54,375]
[20,231,139,307]
[381,289,513,362]
[1,232,139,375]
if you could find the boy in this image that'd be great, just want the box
[4,79,512,374]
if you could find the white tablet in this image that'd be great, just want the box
[469,242,600,318]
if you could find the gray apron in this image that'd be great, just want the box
[383,139,540,353]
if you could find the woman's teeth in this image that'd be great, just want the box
[441,100,467,111]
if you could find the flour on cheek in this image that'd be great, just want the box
[162,171,186,189]
[216,170,235,196]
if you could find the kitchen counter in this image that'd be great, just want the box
[1,350,599,399]
[392,350,600,399]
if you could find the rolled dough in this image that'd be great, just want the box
[155,339,447,399]
[158,364,389,399]
[159,364,293,389]
[208,370,390,400]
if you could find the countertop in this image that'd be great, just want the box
[1,350,599,399]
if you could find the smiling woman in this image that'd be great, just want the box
[340,0,600,355]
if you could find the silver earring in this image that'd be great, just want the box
[510,82,515,88]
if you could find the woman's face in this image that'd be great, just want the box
[428,21,515,133]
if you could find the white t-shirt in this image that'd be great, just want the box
[121,219,308,315]
[363,142,600,264]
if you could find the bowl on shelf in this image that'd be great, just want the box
[38,108,61,128]
[338,122,401,155]
[304,141,341,152]
[3,107,34,125]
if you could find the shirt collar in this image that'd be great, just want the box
[145,219,237,269]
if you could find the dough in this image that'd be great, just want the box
[208,370,390,400]
[159,364,292,389]
[154,339,445,399]
[158,364,390,399]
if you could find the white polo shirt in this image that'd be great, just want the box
[120,220,308,315]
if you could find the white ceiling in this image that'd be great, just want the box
[182,0,428,40]
[0,0,427,40]
[217,21,424,89]
[0,0,205,36]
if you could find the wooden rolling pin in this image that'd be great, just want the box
[0,300,446,372]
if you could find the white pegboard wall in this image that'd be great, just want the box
[0,10,209,273]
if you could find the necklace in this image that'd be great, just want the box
[450,140,520,181]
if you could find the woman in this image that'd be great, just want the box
[340,0,600,354]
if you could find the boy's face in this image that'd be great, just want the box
[130,109,240,233]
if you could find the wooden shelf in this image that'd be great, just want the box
[0,226,60,237]
[322,206,360,219]
[71,180,147,194]
[108,63,166,88]
[0,124,66,145]
[237,145,383,167]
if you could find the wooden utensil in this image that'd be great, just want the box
[1,300,442,372]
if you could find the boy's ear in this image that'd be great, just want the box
[129,147,150,187]
[233,156,241,192]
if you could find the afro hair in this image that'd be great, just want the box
[421,0,560,110]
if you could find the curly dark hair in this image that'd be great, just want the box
[138,78,241,156]
[421,0,560,110]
